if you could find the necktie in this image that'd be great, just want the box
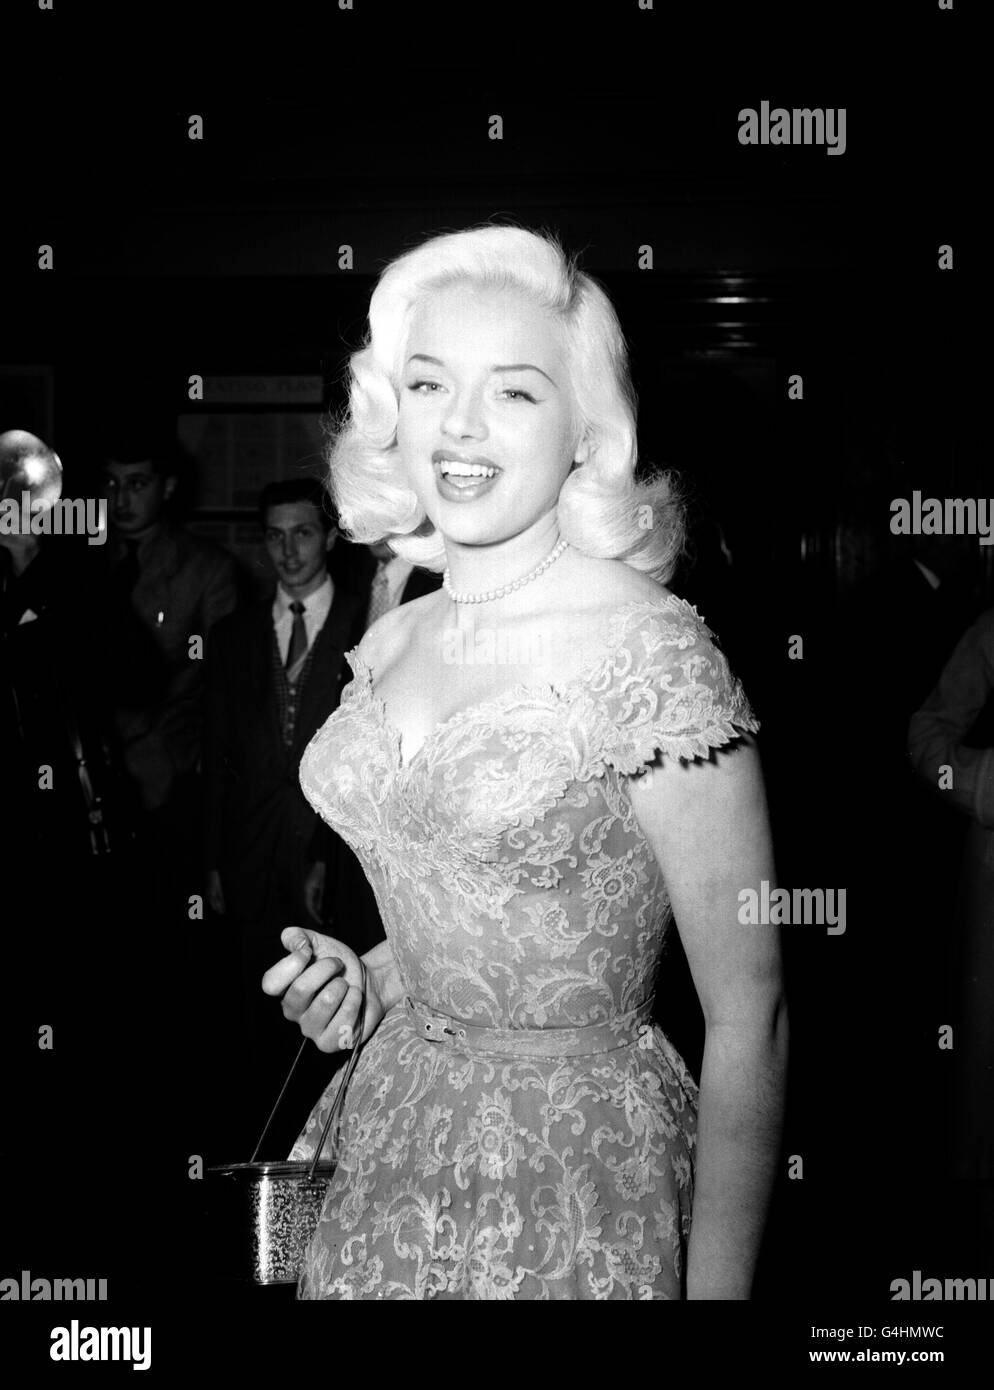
[285,599,308,681]
[114,539,141,598]
[365,560,392,631]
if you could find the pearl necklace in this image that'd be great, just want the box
[443,536,569,604]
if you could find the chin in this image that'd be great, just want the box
[433,521,505,550]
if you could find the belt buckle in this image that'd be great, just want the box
[409,997,468,1042]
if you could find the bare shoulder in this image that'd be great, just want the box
[559,554,675,624]
[353,587,444,673]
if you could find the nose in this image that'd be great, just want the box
[441,386,487,441]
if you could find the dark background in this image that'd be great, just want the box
[0,0,986,1363]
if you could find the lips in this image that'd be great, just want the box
[431,451,501,501]
[432,450,500,481]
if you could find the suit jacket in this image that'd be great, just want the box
[203,539,441,941]
[845,558,976,761]
[908,606,994,1178]
[909,605,994,880]
[329,540,443,616]
[114,523,238,810]
[1,540,164,859]
[202,560,364,924]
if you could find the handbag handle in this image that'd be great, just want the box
[249,959,368,1181]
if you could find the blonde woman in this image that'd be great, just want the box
[262,225,787,1300]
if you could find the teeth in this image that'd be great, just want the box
[439,460,496,479]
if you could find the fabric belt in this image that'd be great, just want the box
[403,994,656,1059]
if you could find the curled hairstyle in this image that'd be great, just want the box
[326,224,686,581]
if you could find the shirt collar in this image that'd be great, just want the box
[274,571,333,621]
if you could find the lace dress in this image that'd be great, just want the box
[290,594,760,1299]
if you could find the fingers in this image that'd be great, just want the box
[261,928,365,1052]
[281,926,315,956]
[283,956,346,1021]
[261,949,309,997]
[280,926,344,959]
[261,927,321,993]
[312,980,365,1053]
[290,959,364,1052]
[300,975,357,1052]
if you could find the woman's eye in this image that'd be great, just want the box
[501,389,536,402]
[407,380,442,394]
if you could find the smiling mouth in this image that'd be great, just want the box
[434,455,500,484]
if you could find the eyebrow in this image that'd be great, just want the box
[406,354,558,388]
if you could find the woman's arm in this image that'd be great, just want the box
[626,732,787,1300]
[360,937,406,1014]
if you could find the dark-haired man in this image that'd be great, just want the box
[203,479,352,932]
[102,448,238,817]
[202,478,444,1150]
[202,479,371,1149]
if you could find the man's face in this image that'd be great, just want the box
[263,501,334,594]
[102,460,173,537]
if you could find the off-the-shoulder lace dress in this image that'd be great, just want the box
[289,593,760,1300]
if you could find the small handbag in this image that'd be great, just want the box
[208,962,367,1286]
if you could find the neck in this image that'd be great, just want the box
[281,569,328,602]
[116,519,163,548]
[443,514,562,608]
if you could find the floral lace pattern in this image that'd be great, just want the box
[291,595,760,1299]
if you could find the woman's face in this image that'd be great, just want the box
[395,281,584,547]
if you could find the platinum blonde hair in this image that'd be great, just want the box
[325,224,686,581]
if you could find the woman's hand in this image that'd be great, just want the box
[261,927,385,1051]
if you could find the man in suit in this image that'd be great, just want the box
[102,444,238,819]
[101,439,239,988]
[201,479,439,1152]
[202,478,351,1148]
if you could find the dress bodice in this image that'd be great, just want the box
[299,594,760,1030]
